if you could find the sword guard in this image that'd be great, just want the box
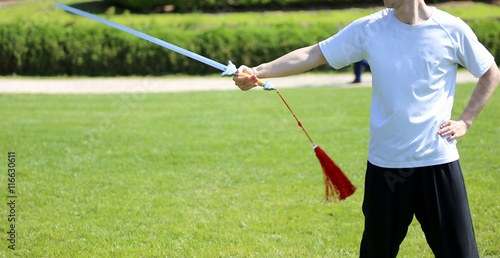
[262,81,276,91]
[221,60,237,77]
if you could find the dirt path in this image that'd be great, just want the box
[0,0,23,8]
[0,71,478,94]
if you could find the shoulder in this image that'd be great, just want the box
[431,8,461,22]
[341,8,393,39]
[431,8,474,34]
[350,8,393,28]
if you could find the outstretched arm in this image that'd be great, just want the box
[438,63,500,141]
[233,44,327,91]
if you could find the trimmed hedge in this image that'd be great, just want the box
[0,18,498,76]
[0,21,334,76]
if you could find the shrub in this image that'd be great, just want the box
[0,18,498,76]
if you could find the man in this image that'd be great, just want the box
[233,0,500,256]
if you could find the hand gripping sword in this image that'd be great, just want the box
[55,3,275,90]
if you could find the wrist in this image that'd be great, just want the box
[458,118,472,129]
[252,65,266,78]
[251,67,258,77]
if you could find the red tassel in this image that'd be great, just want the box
[273,89,355,201]
[314,145,356,202]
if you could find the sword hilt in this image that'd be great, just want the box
[236,72,276,91]
[223,61,275,91]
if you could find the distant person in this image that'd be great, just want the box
[232,0,500,256]
[353,59,370,83]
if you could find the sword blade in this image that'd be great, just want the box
[55,3,230,73]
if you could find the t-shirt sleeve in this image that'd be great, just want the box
[319,19,368,70]
[454,18,494,78]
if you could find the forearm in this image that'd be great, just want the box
[253,44,327,78]
[459,64,500,127]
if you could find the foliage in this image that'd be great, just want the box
[0,21,335,76]
[0,17,498,76]
[0,1,498,76]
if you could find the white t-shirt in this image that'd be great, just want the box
[319,7,494,168]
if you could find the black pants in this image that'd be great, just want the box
[359,160,479,258]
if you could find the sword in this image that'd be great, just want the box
[55,3,275,90]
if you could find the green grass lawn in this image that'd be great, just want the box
[0,83,498,257]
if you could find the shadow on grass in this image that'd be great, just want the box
[67,0,385,14]
[69,1,126,14]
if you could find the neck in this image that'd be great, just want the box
[393,0,432,25]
